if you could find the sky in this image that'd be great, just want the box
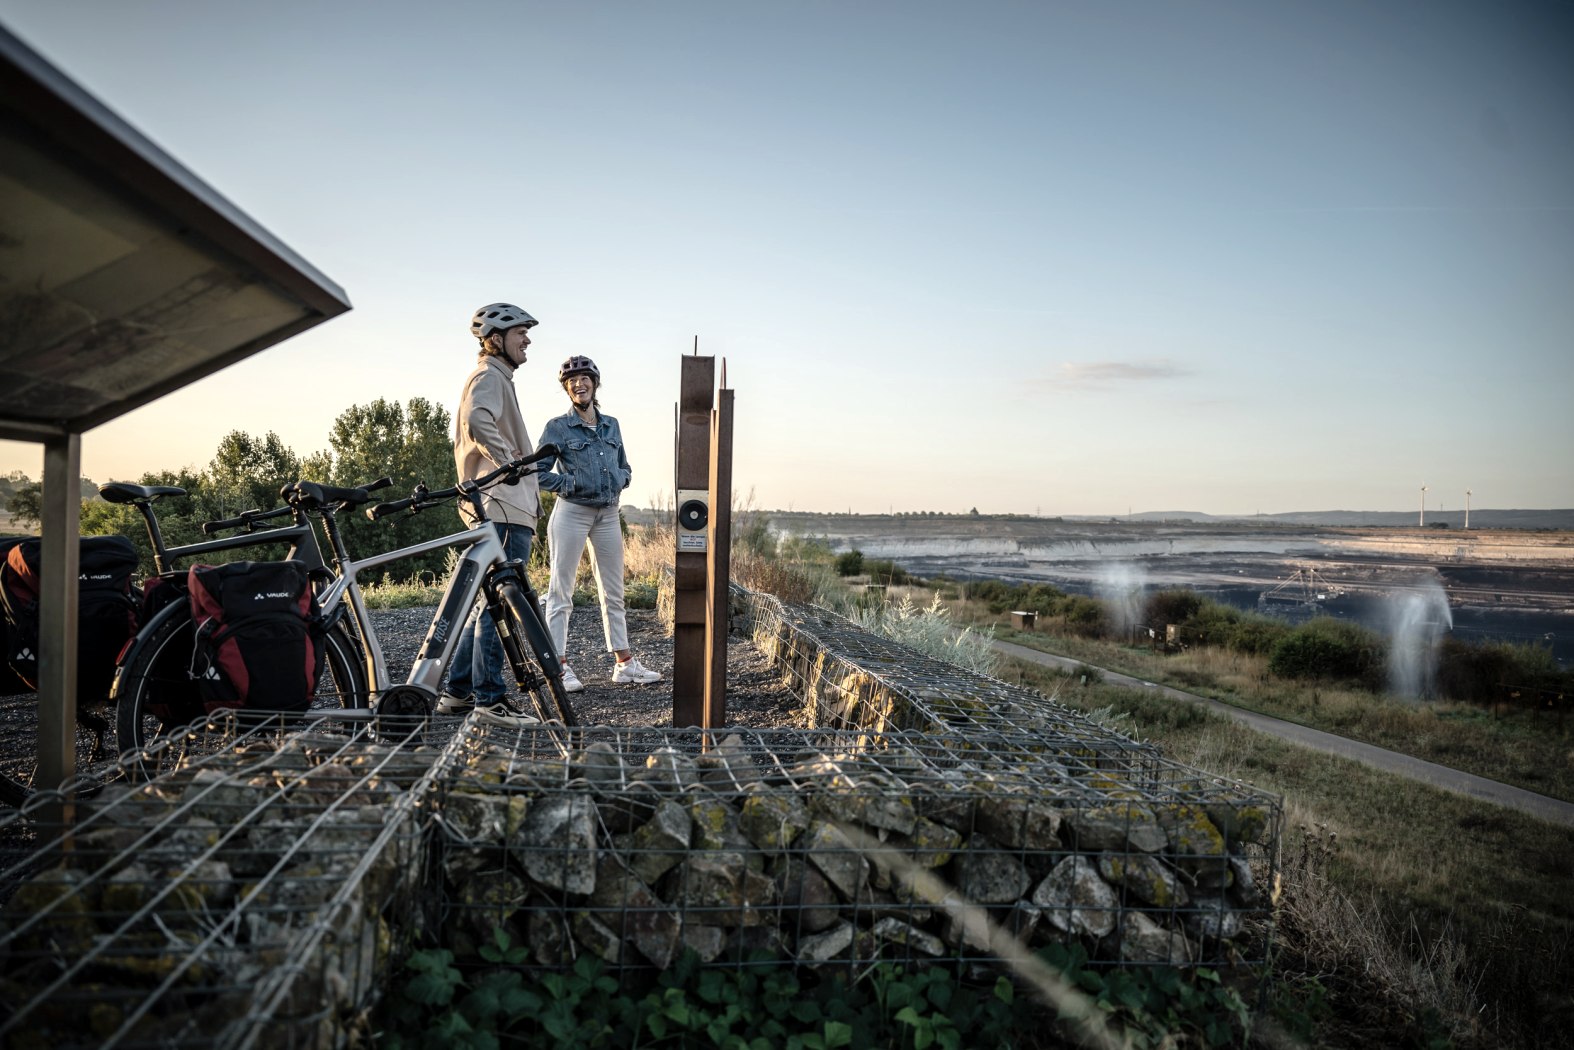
[1,0,1571,517]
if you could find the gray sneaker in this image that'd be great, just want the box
[435,692,475,715]
[473,700,542,729]
[561,664,585,693]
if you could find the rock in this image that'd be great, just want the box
[871,917,945,957]
[772,858,842,934]
[1155,805,1228,870]
[589,857,681,968]
[626,800,692,884]
[951,835,1031,904]
[1185,897,1244,941]
[1066,802,1165,853]
[632,748,700,793]
[681,924,727,963]
[1104,911,1194,965]
[801,821,869,900]
[1227,856,1261,907]
[975,791,1064,850]
[1097,853,1189,908]
[689,797,752,855]
[572,911,625,963]
[696,734,761,788]
[443,788,521,843]
[1205,800,1272,846]
[572,741,625,790]
[597,779,661,834]
[661,852,777,927]
[738,787,810,851]
[519,794,598,895]
[797,921,855,963]
[1032,856,1119,938]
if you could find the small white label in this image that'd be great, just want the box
[678,532,708,552]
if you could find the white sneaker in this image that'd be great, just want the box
[561,664,585,693]
[612,657,662,685]
[473,700,541,729]
[435,693,474,715]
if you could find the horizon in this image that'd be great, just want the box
[1,1,1570,515]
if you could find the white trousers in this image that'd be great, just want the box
[545,499,627,656]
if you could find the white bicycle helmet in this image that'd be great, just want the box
[470,303,538,342]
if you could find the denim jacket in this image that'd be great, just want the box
[537,411,632,508]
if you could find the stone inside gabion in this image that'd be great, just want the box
[435,725,1278,972]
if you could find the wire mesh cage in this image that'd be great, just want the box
[0,713,441,1050]
[429,723,1280,978]
[739,589,1166,749]
[0,582,1284,1044]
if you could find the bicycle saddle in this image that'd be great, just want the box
[99,482,187,504]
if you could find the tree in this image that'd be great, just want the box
[326,398,457,579]
[7,481,41,529]
[207,431,302,517]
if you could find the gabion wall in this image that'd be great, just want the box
[0,583,1283,1045]
[432,723,1279,974]
[737,588,1162,750]
[0,718,437,1050]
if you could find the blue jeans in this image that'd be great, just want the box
[446,523,533,705]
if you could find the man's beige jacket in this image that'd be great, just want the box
[454,355,540,529]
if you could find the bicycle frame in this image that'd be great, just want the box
[316,522,550,703]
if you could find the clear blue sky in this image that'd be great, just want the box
[3,1,1570,516]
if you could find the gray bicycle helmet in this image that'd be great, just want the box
[558,355,600,384]
[470,303,538,342]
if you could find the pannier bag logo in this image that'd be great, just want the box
[79,573,114,581]
[254,591,294,601]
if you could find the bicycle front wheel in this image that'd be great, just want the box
[499,582,578,726]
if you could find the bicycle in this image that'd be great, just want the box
[306,444,577,729]
[107,478,387,774]
[111,447,576,771]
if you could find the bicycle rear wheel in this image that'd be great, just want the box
[114,608,369,778]
[499,582,577,726]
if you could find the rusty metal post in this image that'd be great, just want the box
[672,354,714,726]
[705,381,734,726]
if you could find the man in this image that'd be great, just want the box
[438,302,543,724]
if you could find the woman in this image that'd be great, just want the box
[537,355,662,691]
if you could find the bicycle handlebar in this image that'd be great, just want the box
[366,445,558,522]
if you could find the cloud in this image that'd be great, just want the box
[1043,359,1195,389]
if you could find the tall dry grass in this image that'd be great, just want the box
[1000,657,1574,1048]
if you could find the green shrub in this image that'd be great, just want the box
[380,935,1250,1050]
[1436,637,1568,705]
[1146,588,1203,627]
[835,549,865,576]
[1268,617,1383,684]
[864,558,917,586]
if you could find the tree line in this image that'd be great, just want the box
[6,398,460,579]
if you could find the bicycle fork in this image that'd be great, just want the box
[485,565,563,685]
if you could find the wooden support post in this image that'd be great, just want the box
[672,354,714,726]
[38,433,81,824]
[705,384,734,726]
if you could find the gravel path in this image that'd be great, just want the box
[0,603,803,798]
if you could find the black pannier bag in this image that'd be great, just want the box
[0,538,31,696]
[0,535,139,705]
[187,561,323,714]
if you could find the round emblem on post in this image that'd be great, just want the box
[678,499,709,532]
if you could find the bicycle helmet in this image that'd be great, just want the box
[558,355,600,384]
[470,303,537,342]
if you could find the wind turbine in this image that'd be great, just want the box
[1465,489,1472,530]
[1419,485,1428,527]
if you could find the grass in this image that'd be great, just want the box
[946,603,1574,805]
[1001,658,1574,1049]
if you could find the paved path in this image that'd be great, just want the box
[992,638,1574,830]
